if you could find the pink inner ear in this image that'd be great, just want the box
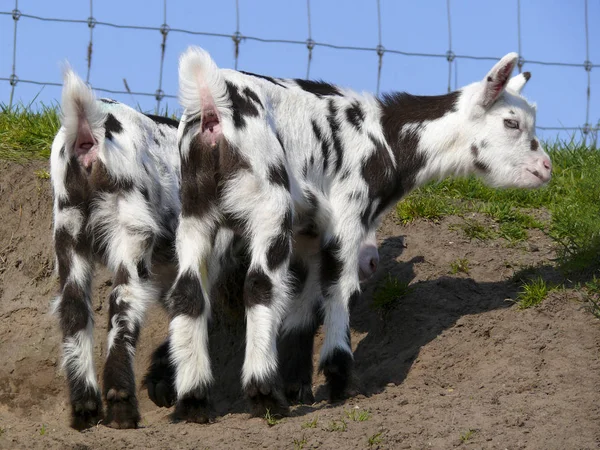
[486,61,515,105]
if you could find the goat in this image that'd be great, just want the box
[156,47,551,423]
[50,69,380,429]
[49,69,183,430]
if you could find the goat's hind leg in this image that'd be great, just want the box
[53,204,100,430]
[101,204,159,428]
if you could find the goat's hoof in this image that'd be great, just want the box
[143,340,176,408]
[284,381,315,405]
[171,387,212,424]
[245,377,289,417]
[104,388,140,429]
[70,389,103,431]
[320,349,354,403]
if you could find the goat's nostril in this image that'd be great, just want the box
[543,159,552,171]
[369,258,378,272]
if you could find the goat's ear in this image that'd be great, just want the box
[506,71,531,95]
[478,52,519,108]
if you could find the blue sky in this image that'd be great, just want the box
[1,0,598,142]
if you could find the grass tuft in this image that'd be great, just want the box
[301,416,318,429]
[345,408,371,422]
[326,419,347,432]
[367,431,383,447]
[264,409,282,427]
[371,275,413,316]
[460,429,477,442]
[292,435,307,450]
[516,277,552,309]
[450,258,470,275]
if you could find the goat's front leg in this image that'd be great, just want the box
[53,206,99,430]
[319,226,364,402]
[102,228,157,429]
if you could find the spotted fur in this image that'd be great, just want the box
[168,48,552,418]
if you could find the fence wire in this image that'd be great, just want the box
[1,1,597,141]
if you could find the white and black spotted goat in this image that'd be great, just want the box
[48,67,198,430]
[154,47,551,423]
[49,69,377,429]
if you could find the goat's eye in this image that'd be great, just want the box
[504,119,519,130]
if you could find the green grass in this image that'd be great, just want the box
[584,276,600,319]
[454,218,497,241]
[371,275,413,316]
[460,429,477,442]
[39,424,47,436]
[264,409,282,427]
[516,277,553,309]
[0,103,60,161]
[367,432,383,447]
[345,408,371,422]
[292,435,307,450]
[450,258,470,275]
[326,419,347,432]
[301,416,318,429]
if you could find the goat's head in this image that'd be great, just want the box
[460,53,552,189]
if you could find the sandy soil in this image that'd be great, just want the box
[0,160,598,450]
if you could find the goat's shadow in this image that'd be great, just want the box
[175,233,566,418]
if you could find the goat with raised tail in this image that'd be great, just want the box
[160,47,551,422]
[49,69,184,430]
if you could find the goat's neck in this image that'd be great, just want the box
[379,89,472,191]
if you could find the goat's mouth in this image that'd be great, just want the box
[526,168,550,183]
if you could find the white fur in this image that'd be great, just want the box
[169,315,213,396]
[62,319,98,389]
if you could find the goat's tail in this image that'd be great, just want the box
[178,46,231,139]
[59,66,105,169]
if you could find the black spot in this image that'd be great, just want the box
[137,260,150,280]
[266,209,292,271]
[100,98,118,104]
[140,186,150,202]
[243,87,263,109]
[523,71,531,81]
[327,99,344,174]
[345,101,365,131]
[487,76,493,82]
[268,163,290,191]
[311,120,329,172]
[295,79,341,98]
[226,81,260,129]
[244,267,273,307]
[360,133,398,225]
[169,271,205,318]
[474,160,491,173]
[288,258,309,297]
[240,71,287,88]
[377,91,457,212]
[530,139,539,151]
[321,238,343,296]
[58,282,91,337]
[104,113,123,140]
[470,144,479,158]
[179,136,218,219]
[480,140,489,148]
[144,113,179,128]
[153,137,160,146]
[509,110,516,115]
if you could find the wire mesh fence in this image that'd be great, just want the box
[1,0,598,144]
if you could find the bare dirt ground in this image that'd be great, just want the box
[0,159,598,450]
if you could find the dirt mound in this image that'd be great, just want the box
[0,160,598,449]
